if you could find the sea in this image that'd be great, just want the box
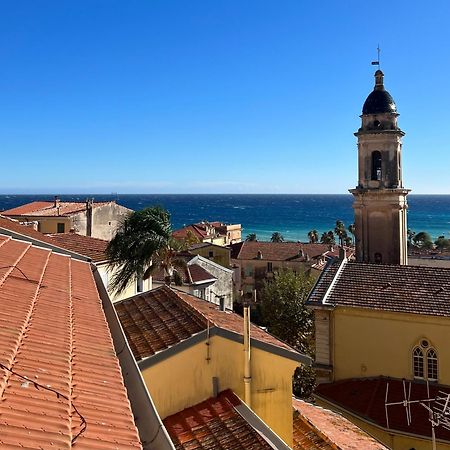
[1,194,449,242]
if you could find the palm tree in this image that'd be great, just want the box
[245,233,257,242]
[407,229,416,248]
[107,206,172,294]
[271,232,284,243]
[334,220,347,246]
[307,230,319,244]
[320,231,335,245]
[144,237,188,286]
[347,224,355,245]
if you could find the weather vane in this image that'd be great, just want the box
[371,44,381,68]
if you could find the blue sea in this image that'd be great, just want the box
[1,194,449,241]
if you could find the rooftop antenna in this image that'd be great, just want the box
[384,378,450,450]
[371,44,381,69]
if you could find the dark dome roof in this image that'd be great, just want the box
[362,89,397,115]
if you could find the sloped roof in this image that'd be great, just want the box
[115,286,306,363]
[163,390,273,450]
[307,259,450,317]
[0,215,56,245]
[0,235,142,449]
[315,377,450,442]
[230,242,350,262]
[173,224,209,240]
[3,200,112,217]
[153,263,216,285]
[292,398,387,450]
[0,215,108,262]
[49,232,108,262]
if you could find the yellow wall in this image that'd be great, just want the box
[7,216,72,234]
[189,245,231,267]
[141,334,298,446]
[332,308,450,385]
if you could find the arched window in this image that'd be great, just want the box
[427,349,438,381]
[413,347,424,378]
[371,151,382,181]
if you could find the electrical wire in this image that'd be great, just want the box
[0,361,87,445]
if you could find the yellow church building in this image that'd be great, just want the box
[307,69,450,450]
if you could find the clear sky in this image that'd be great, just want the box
[1,1,449,194]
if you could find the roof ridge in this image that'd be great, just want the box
[322,258,347,305]
[0,239,32,288]
[0,247,51,400]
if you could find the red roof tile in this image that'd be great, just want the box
[315,377,450,442]
[49,232,108,262]
[293,398,387,450]
[307,260,450,317]
[115,286,300,362]
[230,242,350,262]
[163,390,273,449]
[0,236,142,449]
[0,215,57,245]
[153,263,216,285]
[3,200,112,217]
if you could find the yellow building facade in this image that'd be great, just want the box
[115,286,310,447]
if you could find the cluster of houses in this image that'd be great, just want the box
[1,69,450,450]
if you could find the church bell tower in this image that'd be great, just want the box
[350,70,409,265]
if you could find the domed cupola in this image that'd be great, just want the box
[362,70,397,115]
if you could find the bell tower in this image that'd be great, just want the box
[350,70,410,265]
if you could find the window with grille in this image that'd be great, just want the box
[427,349,438,381]
[413,347,424,378]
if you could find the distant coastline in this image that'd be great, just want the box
[1,194,449,241]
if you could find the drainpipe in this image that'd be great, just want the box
[243,304,252,408]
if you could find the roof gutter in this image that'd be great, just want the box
[92,265,175,450]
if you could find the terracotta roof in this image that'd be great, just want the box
[173,224,209,240]
[230,242,350,262]
[3,200,112,217]
[49,232,108,263]
[0,215,56,245]
[153,263,216,285]
[115,286,301,362]
[0,215,108,263]
[292,398,387,450]
[315,377,450,442]
[307,260,450,317]
[163,390,273,450]
[0,235,142,449]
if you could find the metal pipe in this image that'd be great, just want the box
[243,305,251,407]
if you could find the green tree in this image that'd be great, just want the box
[347,224,355,245]
[271,232,284,243]
[260,269,316,398]
[145,237,188,285]
[245,233,257,242]
[107,206,172,294]
[334,220,347,246]
[320,230,335,245]
[435,236,450,252]
[413,231,434,249]
[307,230,319,244]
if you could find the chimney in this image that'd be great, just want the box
[86,198,94,237]
[219,296,226,311]
[54,196,60,208]
[339,246,346,260]
[257,250,263,260]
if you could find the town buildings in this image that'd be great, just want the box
[307,70,450,450]
[231,241,353,299]
[173,220,242,246]
[152,254,234,310]
[2,196,132,240]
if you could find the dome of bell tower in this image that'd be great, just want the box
[362,70,397,115]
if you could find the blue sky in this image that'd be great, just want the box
[1,1,449,194]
